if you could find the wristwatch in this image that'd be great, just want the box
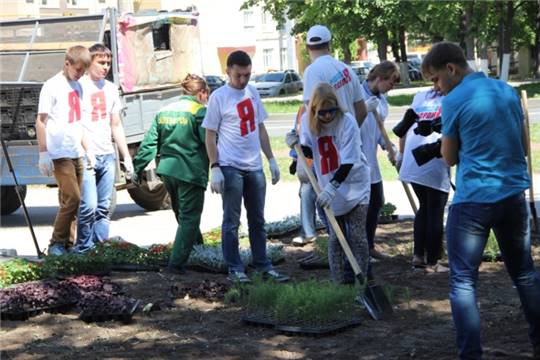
[211,162,220,169]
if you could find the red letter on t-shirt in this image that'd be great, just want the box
[237,99,256,136]
[318,136,339,175]
[91,91,107,121]
[68,90,81,123]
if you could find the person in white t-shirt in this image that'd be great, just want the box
[72,44,133,253]
[302,24,367,127]
[359,61,400,261]
[35,45,92,256]
[398,89,450,273]
[202,50,288,284]
[286,83,371,284]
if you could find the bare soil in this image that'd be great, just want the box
[2,220,540,360]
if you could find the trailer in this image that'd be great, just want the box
[0,7,203,215]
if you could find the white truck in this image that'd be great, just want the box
[0,7,202,215]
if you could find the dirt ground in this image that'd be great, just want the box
[2,220,540,360]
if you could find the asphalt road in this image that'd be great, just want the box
[265,97,540,137]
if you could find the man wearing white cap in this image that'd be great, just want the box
[302,24,367,126]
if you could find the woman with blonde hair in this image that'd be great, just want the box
[286,82,371,284]
[133,74,210,274]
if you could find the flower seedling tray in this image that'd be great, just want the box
[79,299,140,324]
[109,263,160,272]
[275,318,362,336]
[1,302,75,321]
[241,311,277,328]
[298,253,329,270]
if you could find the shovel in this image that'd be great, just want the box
[294,143,393,320]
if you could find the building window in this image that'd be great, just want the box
[243,10,254,28]
[263,49,273,68]
[41,0,47,4]
[26,0,34,3]
[99,0,105,3]
[152,24,170,50]
[261,11,268,25]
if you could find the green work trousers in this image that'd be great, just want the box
[162,175,204,267]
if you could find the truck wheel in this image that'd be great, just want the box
[1,185,27,215]
[127,182,171,211]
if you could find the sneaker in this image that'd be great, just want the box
[262,269,290,283]
[292,236,316,247]
[412,255,426,268]
[164,264,186,275]
[424,262,450,274]
[47,243,67,256]
[227,271,251,283]
[369,256,379,264]
[370,248,390,260]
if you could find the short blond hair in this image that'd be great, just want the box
[65,45,91,67]
[307,83,345,135]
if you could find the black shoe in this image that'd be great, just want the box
[262,270,289,283]
[164,264,186,275]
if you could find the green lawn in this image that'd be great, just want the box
[264,123,540,184]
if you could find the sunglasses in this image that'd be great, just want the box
[317,107,339,117]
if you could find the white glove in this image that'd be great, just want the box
[123,156,134,179]
[210,166,225,194]
[365,96,380,113]
[387,144,398,166]
[285,130,299,149]
[86,152,96,169]
[316,182,338,208]
[38,151,54,177]
[268,158,280,185]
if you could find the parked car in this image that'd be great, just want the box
[251,70,303,97]
[204,75,225,93]
[351,66,369,82]
[408,63,423,81]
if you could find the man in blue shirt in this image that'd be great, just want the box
[422,41,540,359]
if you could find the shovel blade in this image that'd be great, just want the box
[356,284,393,321]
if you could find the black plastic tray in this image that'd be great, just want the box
[79,299,140,324]
[275,318,362,336]
[298,254,329,270]
[1,302,75,321]
[241,312,277,328]
[110,263,160,272]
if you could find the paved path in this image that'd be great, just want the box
[2,173,539,257]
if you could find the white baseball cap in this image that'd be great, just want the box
[306,25,331,45]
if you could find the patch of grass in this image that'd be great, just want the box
[263,100,302,114]
[386,94,415,107]
[483,230,500,262]
[314,235,329,258]
[516,82,540,98]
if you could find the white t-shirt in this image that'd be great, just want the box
[80,75,122,155]
[202,84,268,171]
[360,81,389,184]
[302,55,363,117]
[300,112,371,216]
[399,90,451,193]
[38,72,85,159]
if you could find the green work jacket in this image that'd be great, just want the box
[133,95,208,188]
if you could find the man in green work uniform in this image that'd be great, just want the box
[133,74,210,274]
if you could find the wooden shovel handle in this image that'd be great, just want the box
[294,143,364,277]
[521,90,535,203]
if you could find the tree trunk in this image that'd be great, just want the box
[376,29,389,61]
[535,0,540,78]
[342,45,352,64]
[499,1,514,69]
[398,25,407,63]
[390,40,400,62]
[464,2,475,60]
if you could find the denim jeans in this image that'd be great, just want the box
[366,181,384,249]
[221,166,272,273]
[299,182,328,238]
[75,153,116,251]
[51,157,84,247]
[446,192,540,359]
[411,182,449,265]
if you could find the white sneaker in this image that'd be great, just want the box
[292,236,316,247]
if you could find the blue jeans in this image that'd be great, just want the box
[76,153,116,251]
[446,192,540,359]
[221,166,272,273]
[299,182,328,238]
